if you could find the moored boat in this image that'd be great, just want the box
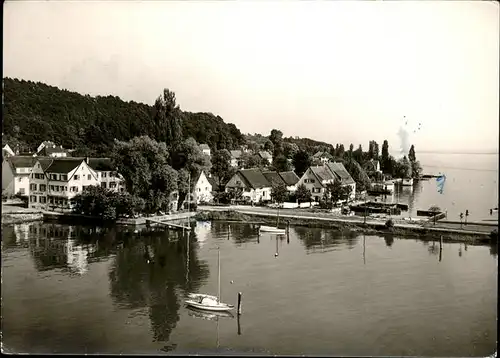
[259,225,286,234]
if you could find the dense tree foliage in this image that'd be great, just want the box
[271,182,288,204]
[2,78,245,155]
[210,149,234,189]
[292,150,312,177]
[112,136,178,214]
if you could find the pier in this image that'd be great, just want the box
[146,218,191,231]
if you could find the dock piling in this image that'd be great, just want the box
[237,292,242,315]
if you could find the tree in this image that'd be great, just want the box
[245,154,268,169]
[368,140,379,160]
[73,185,118,220]
[342,185,353,201]
[295,184,312,204]
[273,154,290,172]
[263,139,274,153]
[325,180,343,206]
[271,182,288,204]
[210,149,232,189]
[338,144,345,157]
[283,142,299,158]
[381,140,390,172]
[292,150,312,177]
[394,156,411,178]
[353,144,363,163]
[408,144,416,163]
[344,158,371,192]
[112,136,178,214]
[154,88,184,149]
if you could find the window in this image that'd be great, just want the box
[205,187,208,191]
[61,175,68,181]
[40,196,46,204]
[109,182,117,188]
[102,172,107,178]
[198,188,201,192]
[101,182,107,188]
[30,195,37,203]
[30,184,37,191]
[87,174,91,180]
[50,185,55,191]
[19,188,25,194]
[82,186,88,191]
[50,174,57,180]
[18,178,22,182]
[70,186,78,192]
[40,184,46,191]
[55,186,60,192]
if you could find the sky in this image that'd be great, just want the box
[3,1,499,154]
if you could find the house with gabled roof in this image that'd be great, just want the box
[326,162,356,200]
[37,145,68,158]
[262,171,286,187]
[258,151,273,165]
[230,150,244,168]
[278,171,300,192]
[193,170,214,204]
[86,158,125,193]
[312,151,334,165]
[2,144,15,157]
[296,165,336,202]
[2,156,39,197]
[28,158,54,209]
[41,158,100,210]
[225,168,272,203]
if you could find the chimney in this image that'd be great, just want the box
[86,157,89,164]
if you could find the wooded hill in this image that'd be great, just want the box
[2,77,246,156]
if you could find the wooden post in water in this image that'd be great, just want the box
[439,235,443,262]
[228,225,230,240]
[237,314,241,335]
[237,292,242,315]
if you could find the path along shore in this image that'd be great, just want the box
[196,205,498,243]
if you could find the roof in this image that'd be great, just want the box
[259,151,272,159]
[327,162,355,185]
[45,158,84,174]
[6,156,38,170]
[279,171,300,186]
[230,150,243,159]
[309,165,336,183]
[313,151,333,159]
[199,144,210,150]
[37,145,67,156]
[207,175,219,191]
[238,169,271,189]
[37,158,55,171]
[262,171,286,187]
[87,158,114,171]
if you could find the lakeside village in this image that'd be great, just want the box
[1,80,497,243]
[1,137,453,226]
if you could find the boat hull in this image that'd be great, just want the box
[259,225,286,234]
[185,300,234,312]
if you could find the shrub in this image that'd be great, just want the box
[385,219,394,228]
[490,229,498,243]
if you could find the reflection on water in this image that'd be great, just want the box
[2,221,497,356]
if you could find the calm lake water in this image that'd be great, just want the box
[2,221,497,356]
[378,153,499,222]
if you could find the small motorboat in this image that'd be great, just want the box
[259,225,286,234]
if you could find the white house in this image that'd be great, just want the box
[193,170,213,204]
[278,171,300,192]
[36,144,68,158]
[297,166,336,202]
[225,168,272,203]
[87,158,125,193]
[36,158,100,210]
[28,158,54,209]
[258,151,273,165]
[3,144,15,157]
[2,156,38,197]
[199,144,211,157]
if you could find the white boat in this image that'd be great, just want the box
[259,225,286,234]
[185,248,234,312]
[401,178,414,186]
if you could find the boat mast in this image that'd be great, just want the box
[217,248,221,303]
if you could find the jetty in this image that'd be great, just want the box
[146,218,191,231]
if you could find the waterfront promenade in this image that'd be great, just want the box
[198,205,498,236]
